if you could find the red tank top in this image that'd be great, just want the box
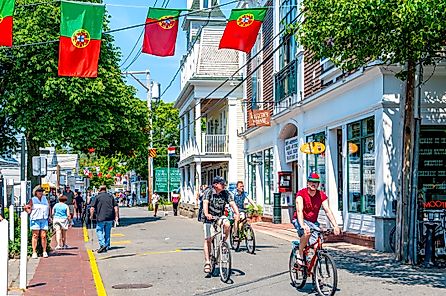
[294,188,328,223]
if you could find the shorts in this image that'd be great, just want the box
[292,219,320,245]
[75,205,83,214]
[53,218,69,230]
[30,219,49,231]
[203,216,229,239]
[227,209,246,221]
[68,205,75,215]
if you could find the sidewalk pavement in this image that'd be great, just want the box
[7,258,39,295]
[23,224,97,296]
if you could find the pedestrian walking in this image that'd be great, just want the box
[152,192,160,217]
[74,191,84,221]
[24,185,50,259]
[171,190,180,216]
[63,185,75,220]
[90,185,119,253]
[52,195,71,250]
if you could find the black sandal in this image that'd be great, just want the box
[204,263,211,273]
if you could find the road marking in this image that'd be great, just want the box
[111,233,125,237]
[87,249,107,296]
[140,249,182,256]
[111,240,132,245]
[83,226,89,242]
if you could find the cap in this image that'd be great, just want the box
[307,172,321,182]
[212,176,226,185]
[33,185,45,196]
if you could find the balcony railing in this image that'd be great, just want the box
[274,59,298,104]
[203,134,228,154]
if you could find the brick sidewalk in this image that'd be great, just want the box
[25,226,97,296]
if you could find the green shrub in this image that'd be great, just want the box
[246,204,263,216]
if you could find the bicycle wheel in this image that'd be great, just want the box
[314,252,337,296]
[289,248,307,289]
[230,225,240,251]
[244,224,256,254]
[219,241,232,283]
[389,226,396,252]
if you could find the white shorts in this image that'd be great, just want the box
[53,218,69,230]
[203,216,229,239]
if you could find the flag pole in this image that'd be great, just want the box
[167,149,170,202]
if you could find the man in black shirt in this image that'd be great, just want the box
[202,176,239,274]
[90,185,119,253]
[63,185,75,220]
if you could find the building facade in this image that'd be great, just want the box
[241,0,446,250]
[176,0,245,204]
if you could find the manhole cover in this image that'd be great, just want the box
[112,284,152,289]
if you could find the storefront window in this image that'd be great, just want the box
[417,127,446,206]
[264,148,274,205]
[306,132,326,191]
[248,154,257,202]
[347,117,375,214]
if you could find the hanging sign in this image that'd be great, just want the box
[349,142,359,154]
[300,142,325,155]
[285,136,299,163]
[247,109,271,127]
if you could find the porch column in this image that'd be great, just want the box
[195,162,202,204]
[195,100,202,154]
[227,97,238,185]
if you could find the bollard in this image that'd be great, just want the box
[20,181,27,206]
[9,205,14,242]
[19,211,28,290]
[0,220,9,296]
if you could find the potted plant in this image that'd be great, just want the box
[246,204,263,223]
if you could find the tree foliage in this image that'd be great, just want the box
[0,0,148,184]
[79,153,128,189]
[297,0,446,73]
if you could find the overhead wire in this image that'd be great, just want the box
[175,9,305,133]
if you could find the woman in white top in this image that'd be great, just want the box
[24,185,50,259]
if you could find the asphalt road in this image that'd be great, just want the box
[89,207,446,296]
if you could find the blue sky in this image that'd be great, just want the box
[103,0,237,103]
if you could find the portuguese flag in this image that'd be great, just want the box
[142,8,181,57]
[58,1,105,78]
[219,8,267,53]
[0,0,14,47]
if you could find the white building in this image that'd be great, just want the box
[240,0,446,250]
[175,0,245,203]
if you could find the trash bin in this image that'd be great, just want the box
[273,193,281,224]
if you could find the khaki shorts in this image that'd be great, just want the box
[203,216,229,239]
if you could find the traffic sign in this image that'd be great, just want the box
[154,168,180,193]
[149,148,157,158]
[32,156,47,176]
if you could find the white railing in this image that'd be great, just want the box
[203,134,228,154]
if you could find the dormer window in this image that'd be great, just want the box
[202,0,213,8]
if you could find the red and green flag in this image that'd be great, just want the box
[58,1,105,78]
[0,0,14,47]
[219,8,267,53]
[142,8,181,57]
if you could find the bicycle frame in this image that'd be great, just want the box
[301,237,323,277]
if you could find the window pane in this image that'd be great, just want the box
[362,117,374,136]
[348,140,361,213]
[348,122,360,139]
[362,136,375,214]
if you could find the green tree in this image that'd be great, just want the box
[0,0,148,185]
[297,0,446,263]
[79,153,128,188]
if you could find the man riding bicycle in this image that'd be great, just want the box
[202,176,240,274]
[231,181,257,240]
[293,172,341,265]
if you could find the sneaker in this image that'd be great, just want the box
[42,252,48,258]
[97,245,107,253]
[63,244,70,249]
[55,245,62,250]
[32,252,38,259]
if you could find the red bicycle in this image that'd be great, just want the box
[289,228,338,296]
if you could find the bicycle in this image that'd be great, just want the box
[208,216,232,283]
[229,218,256,254]
[289,228,338,296]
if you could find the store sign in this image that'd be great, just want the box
[300,142,325,155]
[247,109,271,127]
[285,136,299,163]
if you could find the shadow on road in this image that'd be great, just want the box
[118,216,162,227]
[329,248,446,289]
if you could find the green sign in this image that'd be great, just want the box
[154,168,180,193]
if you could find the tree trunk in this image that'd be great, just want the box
[396,59,416,263]
[26,135,41,188]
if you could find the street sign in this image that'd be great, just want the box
[32,156,47,177]
[149,148,157,158]
[154,168,180,193]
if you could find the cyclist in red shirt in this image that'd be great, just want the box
[293,172,341,264]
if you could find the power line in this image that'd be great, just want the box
[119,28,145,68]
[175,10,305,133]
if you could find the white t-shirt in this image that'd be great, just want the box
[152,194,160,205]
[30,196,49,220]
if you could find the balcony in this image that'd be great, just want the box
[202,134,228,154]
[274,59,299,114]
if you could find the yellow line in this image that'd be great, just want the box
[111,240,131,245]
[141,249,182,256]
[87,249,107,296]
[111,233,125,237]
[83,226,89,242]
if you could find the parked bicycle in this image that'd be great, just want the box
[229,218,256,254]
[289,228,338,296]
[209,216,232,283]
